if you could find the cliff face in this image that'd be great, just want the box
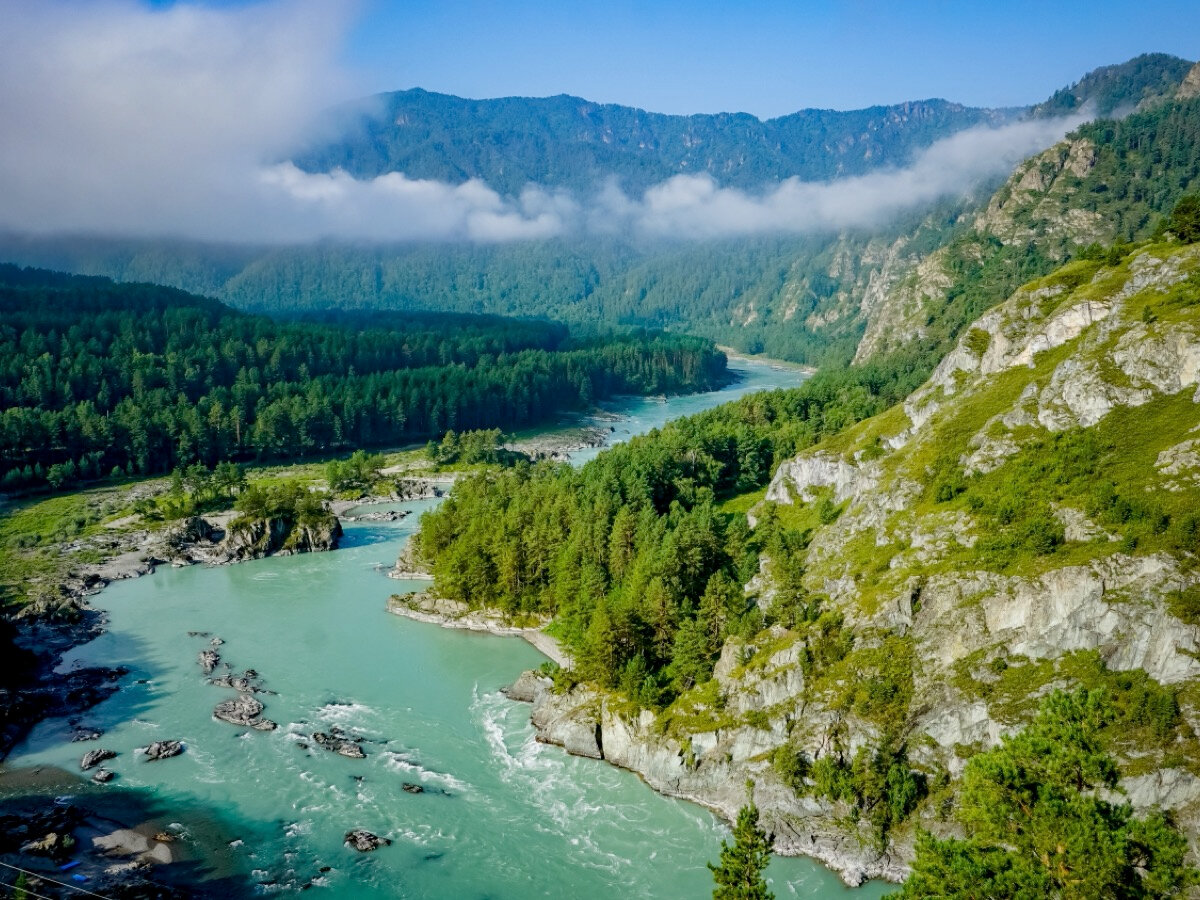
[220,515,342,561]
[515,242,1200,884]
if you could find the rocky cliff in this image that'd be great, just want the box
[509,241,1200,885]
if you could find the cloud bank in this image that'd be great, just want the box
[0,0,1085,244]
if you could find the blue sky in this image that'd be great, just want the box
[340,0,1200,117]
[3,0,1194,241]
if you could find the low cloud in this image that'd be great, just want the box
[0,0,1085,245]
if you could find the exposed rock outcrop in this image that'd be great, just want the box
[80,748,117,771]
[141,740,183,761]
[344,829,390,852]
[214,694,277,730]
[312,730,366,759]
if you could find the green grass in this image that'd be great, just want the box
[0,485,149,604]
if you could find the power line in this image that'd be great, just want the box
[0,876,60,900]
[0,863,115,900]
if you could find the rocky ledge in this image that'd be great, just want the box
[387,593,566,666]
[504,672,905,886]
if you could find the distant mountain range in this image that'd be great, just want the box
[293,53,1193,195]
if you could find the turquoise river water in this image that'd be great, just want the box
[5,358,890,899]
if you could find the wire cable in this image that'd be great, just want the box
[0,863,115,900]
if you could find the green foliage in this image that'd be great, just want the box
[1166,585,1200,626]
[771,745,809,792]
[424,428,522,468]
[1170,193,1200,243]
[1032,53,1193,118]
[708,799,775,900]
[894,689,1198,899]
[233,481,330,527]
[0,266,725,492]
[325,450,386,493]
[415,351,925,705]
[963,328,990,358]
[805,737,925,846]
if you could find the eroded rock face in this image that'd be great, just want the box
[219,516,342,563]
[765,452,878,506]
[513,679,905,885]
[518,243,1200,884]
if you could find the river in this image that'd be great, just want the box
[4,357,890,899]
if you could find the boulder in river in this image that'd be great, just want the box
[312,731,366,759]
[344,829,390,852]
[401,782,424,794]
[142,740,183,761]
[80,748,117,771]
[209,670,271,693]
[198,649,220,675]
[214,694,277,730]
[91,767,115,784]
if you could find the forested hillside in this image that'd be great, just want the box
[294,55,1189,195]
[294,93,1013,196]
[3,57,1194,375]
[412,226,1200,887]
[0,266,725,492]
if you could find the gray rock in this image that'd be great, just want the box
[91,767,115,784]
[214,694,277,730]
[312,731,366,759]
[198,649,220,675]
[80,748,117,771]
[501,670,551,704]
[344,829,390,852]
[142,740,183,761]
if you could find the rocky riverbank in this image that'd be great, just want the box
[3,504,340,742]
[386,593,568,667]
[503,669,905,886]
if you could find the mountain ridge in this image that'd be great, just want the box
[295,53,1192,196]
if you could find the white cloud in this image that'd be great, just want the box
[0,0,1086,244]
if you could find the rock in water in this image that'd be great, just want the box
[401,782,424,794]
[198,649,220,675]
[80,748,117,770]
[312,731,366,759]
[214,694,277,730]
[91,767,115,783]
[142,740,183,761]
[344,829,390,852]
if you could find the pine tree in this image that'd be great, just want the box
[709,796,774,900]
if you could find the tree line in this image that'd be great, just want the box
[0,266,726,492]
[413,348,929,706]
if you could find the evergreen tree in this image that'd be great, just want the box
[894,689,1197,899]
[709,795,774,900]
[1170,193,1200,243]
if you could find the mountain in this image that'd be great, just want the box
[416,232,1200,885]
[1,55,1196,377]
[294,93,1015,196]
[295,54,1190,197]
[1031,51,1195,117]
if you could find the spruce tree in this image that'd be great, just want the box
[709,796,774,900]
